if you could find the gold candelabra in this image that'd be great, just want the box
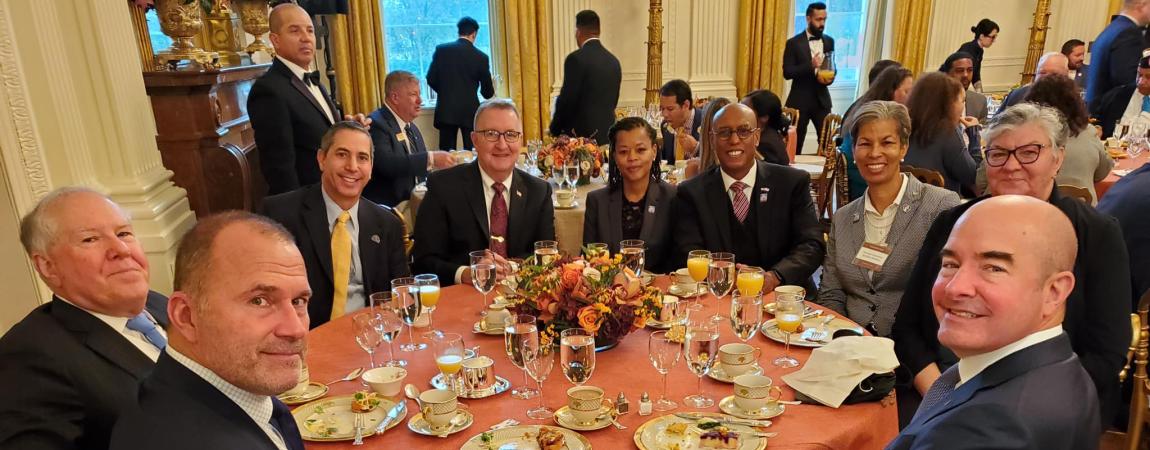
[643,0,664,106]
[1020,0,1052,85]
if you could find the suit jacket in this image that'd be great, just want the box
[583,180,677,274]
[364,107,430,207]
[891,188,1132,424]
[261,184,411,328]
[426,38,495,128]
[412,162,555,284]
[965,89,988,123]
[999,83,1031,112]
[1093,83,1135,139]
[904,127,981,195]
[1087,15,1145,110]
[549,39,622,144]
[659,108,703,163]
[248,58,341,195]
[782,32,835,113]
[1098,162,1150,307]
[816,176,960,336]
[672,163,825,293]
[109,352,305,450]
[758,128,790,166]
[886,333,1100,450]
[1075,64,1089,89]
[0,293,168,450]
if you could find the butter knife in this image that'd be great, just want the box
[374,401,407,434]
[673,413,772,428]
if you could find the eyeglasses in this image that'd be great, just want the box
[984,143,1046,167]
[711,127,760,141]
[476,129,522,143]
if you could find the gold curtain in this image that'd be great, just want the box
[330,0,388,115]
[892,0,933,75]
[736,0,790,97]
[490,0,552,141]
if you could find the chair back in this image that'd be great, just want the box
[833,145,849,210]
[1058,184,1094,204]
[782,107,800,129]
[785,126,797,164]
[1112,290,1150,450]
[388,201,415,257]
[818,114,844,158]
[810,146,840,226]
[901,164,946,188]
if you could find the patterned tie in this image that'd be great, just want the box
[730,181,750,223]
[1141,96,1150,113]
[330,211,352,320]
[404,124,422,154]
[913,365,961,421]
[126,312,166,350]
[490,182,509,257]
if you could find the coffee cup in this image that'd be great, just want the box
[555,189,576,208]
[482,304,511,331]
[732,374,782,412]
[773,285,806,301]
[673,268,694,286]
[361,366,406,397]
[418,389,459,431]
[460,356,496,393]
[718,343,761,376]
[566,386,607,424]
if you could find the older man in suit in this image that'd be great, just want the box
[1093,55,1150,139]
[427,16,496,151]
[657,79,703,164]
[263,121,410,328]
[783,2,835,155]
[999,52,1069,111]
[549,10,621,145]
[111,212,308,450]
[886,196,1100,450]
[0,188,168,449]
[1087,0,1150,110]
[941,52,988,123]
[414,99,555,285]
[674,103,825,294]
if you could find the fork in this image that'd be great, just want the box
[806,315,835,342]
[352,413,365,446]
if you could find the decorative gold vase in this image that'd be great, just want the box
[154,0,218,70]
[235,0,274,57]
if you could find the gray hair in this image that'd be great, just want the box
[384,70,419,96]
[848,100,911,146]
[473,98,521,129]
[174,211,296,301]
[318,120,371,156]
[984,103,1068,151]
[19,186,128,255]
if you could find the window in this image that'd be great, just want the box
[792,0,868,85]
[145,9,174,53]
[382,0,493,104]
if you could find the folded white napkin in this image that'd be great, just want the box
[780,336,899,408]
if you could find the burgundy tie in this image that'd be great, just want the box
[490,182,508,257]
[730,181,750,223]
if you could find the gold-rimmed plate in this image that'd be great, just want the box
[718,396,785,420]
[707,363,764,383]
[461,425,592,450]
[633,412,768,450]
[278,382,328,405]
[760,316,859,348]
[292,394,404,442]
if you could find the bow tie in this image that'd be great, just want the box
[807,34,822,41]
[303,71,321,86]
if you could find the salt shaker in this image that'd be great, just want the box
[615,392,630,415]
[638,392,653,416]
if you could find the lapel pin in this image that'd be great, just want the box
[903,204,912,213]
[648,205,656,214]
[371,234,381,244]
[851,213,861,222]
[759,187,770,203]
[516,190,523,197]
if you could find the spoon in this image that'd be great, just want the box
[324,367,364,386]
[405,384,424,410]
[438,411,469,438]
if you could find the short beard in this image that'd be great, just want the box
[807,25,824,39]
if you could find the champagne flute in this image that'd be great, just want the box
[648,330,682,411]
[686,250,712,308]
[736,266,766,297]
[432,332,464,394]
[504,314,540,399]
[534,240,560,266]
[683,316,719,408]
[522,338,556,419]
[706,252,735,322]
[730,290,763,342]
[392,277,427,352]
[620,239,646,276]
[470,250,498,313]
[416,274,440,335]
[353,312,383,385]
[560,328,596,386]
[370,291,406,367]
[773,294,803,368]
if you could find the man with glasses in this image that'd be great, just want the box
[673,103,825,295]
[413,98,555,286]
[892,103,1131,428]
[1092,54,1150,139]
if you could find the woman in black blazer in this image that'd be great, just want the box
[956,18,999,91]
[583,117,677,273]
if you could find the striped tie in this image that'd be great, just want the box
[330,211,352,320]
[730,181,750,223]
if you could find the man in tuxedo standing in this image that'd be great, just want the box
[1086,0,1150,111]
[427,16,496,151]
[111,212,308,450]
[0,187,169,449]
[783,2,835,155]
[658,79,703,164]
[414,99,555,285]
[673,104,825,294]
[1062,39,1088,90]
[262,121,411,328]
[549,10,621,145]
[365,71,455,207]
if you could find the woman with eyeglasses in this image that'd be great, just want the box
[956,18,999,92]
[903,72,982,196]
[583,117,677,273]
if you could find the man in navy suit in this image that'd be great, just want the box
[1098,162,1150,307]
[783,2,835,155]
[887,196,1100,450]
[657,79,703,164]
[427,16,496,151]
[1086,1,1150,111]
[549,10,621,144]
[1062,39,1089,90]
[1091,55,1150,139]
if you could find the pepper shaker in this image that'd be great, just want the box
[615,392,630,415]
[638,392,653,416]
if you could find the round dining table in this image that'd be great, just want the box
[1096,152,1149,200]
[299,277,900,449]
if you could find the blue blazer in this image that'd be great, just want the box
[1086,15,1145,110]
[1098,162,1150,307]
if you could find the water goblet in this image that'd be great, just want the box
[504,314,540,399]
[706,252,735,322]
[560,328,596,386]
[730,290,763,342]
[392,277,427,352]
[683,315,719,408]
[522,338,556,419]
[620,239,646,276]
[353,312,383,385]
[648,330,682,411]
[470,250,498,313]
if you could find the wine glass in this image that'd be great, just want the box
[353,312,383,385]
[563,159,580,190]
[392,277,427,352]
[560,328,596,386]
[521,337,556,419]
[686,250,712,309]
[730,290,763,342]
[683,315,719,408]
[648,330,682,411]
[416,274,440,334]
[534,240,560,266]
[620,239,646,276]
[706,252,735,322]
[736,266,765,297]
[370,291,406,367]
[470,250,498,313]
[773,294,803,368]
[432,332,464,393]
[504,314,540,399]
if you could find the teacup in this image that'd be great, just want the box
[460,356,496,393]
[773,285,806,301]
[282,363,311,396]
[419,389,459,431]
[673,268,695,286]
[361,366,406,397]
[718,343,761,376]
[555,189,576,208]
[483,304,511,331]
[732,374,782,412]
[567,386,607,424]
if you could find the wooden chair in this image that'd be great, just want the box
[1059,184,1094,205]
[386,202,414,257]
[810,146,840,228]
[901,164,946,189]
[782,107,800,129]
[818,114,844,159]
[1102,290,1150,450]
[785,125,797,164]
[833,143,850,210]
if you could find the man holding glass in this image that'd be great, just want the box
[413,98,555,286]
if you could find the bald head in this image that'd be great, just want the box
[712,103,761,179]
[958,195,1077,276]
[1035,53,1069,80]
[269,4,306,33]
[268,4,315,68]
[714,103,757,125]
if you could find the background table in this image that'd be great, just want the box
[1096,153,1149,200]
[301,278,899,449]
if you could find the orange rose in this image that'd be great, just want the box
[632,313,647,330]
[560,267,582,290]
[577,305,602,333]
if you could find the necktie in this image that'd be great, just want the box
[490,183,508,257]
[302,71,321,86]
[330,211,352,320]
[270,399,305,450]
[126,312,166,350]
[1141,96,1150,113]
[404,124,421,154]
[730,181,750,223]
[914,365,961,421]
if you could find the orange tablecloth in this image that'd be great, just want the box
[1097,153,1150,200]
[302,278,899,449]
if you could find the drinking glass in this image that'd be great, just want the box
[560,328,596,386]
[392,277,427,352]
[736,266,766,297]
[370,291,406,367]
[706,252,735,322]
[504,314,540,399]
[563,160,580,190]
[730,290,763,342]
[648,330,682,411]
[521,338,556,419]
[353,312,383,385]
[584,242,609,260]
[534,240,560,266]
[686,250,712,309]
[620,239,646,276]
[432,332,464,393]
[683,316,719,408]
[773,295,803,368]
[416,274,441,334]
[470,250,498,313]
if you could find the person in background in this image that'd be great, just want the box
[903,72,982,195]
[1086,0,1150,111]
[841,65,914,199]
[999,52,1069,110]
[549,10,621,144]
[1062,39,1088,89]
[740,89,790,165]
[1097,160,1150,308]
[940,52,988,123]
[427,16,496,152]
[1093,54,1150,139]
[657,79,703,164]
[684,97,733,179]
[783,2,835,156]
[956,18,999,92]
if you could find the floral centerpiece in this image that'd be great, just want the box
[537,135,603,186]
[509,251,662,350]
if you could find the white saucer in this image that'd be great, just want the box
[553,405,613,431]
[553,200,579,210]
[472,321,505,335]
[668,283,703,298]
[407,409,474,436]
[707,363,764,383]
[718,395,785,420]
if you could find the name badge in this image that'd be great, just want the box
[397,132,408,142]
[852,242,891,272]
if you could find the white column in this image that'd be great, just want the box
[686,0,738,100]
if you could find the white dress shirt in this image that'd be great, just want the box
[806,32,825,73]
[321,188,365,314]
[454,166,513,284]
[167,347,288,450]
[862,174,908,245]
[720,160,757,206]
[58,296,166,362]
[1120,89,1150,129]
[956,325,1063,387]
[276,55,334,124]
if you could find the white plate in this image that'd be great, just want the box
[553,405,613,431]
[407,409,474,437]
[633,412,767,450]
[461,425,592,450]
[718,395,785,420]
[553,200,580,210]
[668,283,703,298]
[278,382,329,405]
[762,302,814,316]
[707,363,764,383]
[760,316,859,348]
[292,395,403,441]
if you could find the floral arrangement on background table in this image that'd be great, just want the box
[536,135,603,186]
[509,252,662,350]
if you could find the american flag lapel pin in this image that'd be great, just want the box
[371,234,381,244]
[759,187,770,203]
[516,190,523,197]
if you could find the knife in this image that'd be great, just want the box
[374,401,407,434]
[673,412,772,428]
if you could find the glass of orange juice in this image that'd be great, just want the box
[686,250,711,302]
[416,274,441,337]
[433,332,464,393]
[773,295,803,368]
[736,266,765,297]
